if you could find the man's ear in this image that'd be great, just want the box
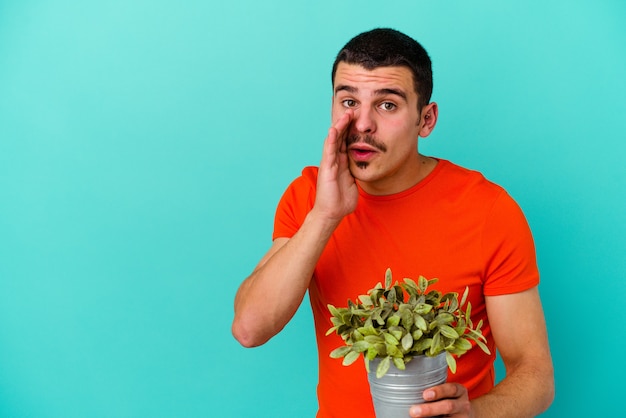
[418,102,438,138]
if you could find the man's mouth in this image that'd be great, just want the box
[346,134,387,152]
[348,145,378,162]
[346,134,386,163]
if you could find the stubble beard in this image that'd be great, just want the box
[346,133,386,172]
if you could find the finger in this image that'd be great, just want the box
[409,400,457,418]
[423,382,466,402]
[333,109,353,133]
[322,111,353,163]
[332,110,353,151]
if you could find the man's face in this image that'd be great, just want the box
[332,62,429,195]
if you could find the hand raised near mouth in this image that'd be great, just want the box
[313,110,358,225]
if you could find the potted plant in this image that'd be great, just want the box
[326,268,490,416]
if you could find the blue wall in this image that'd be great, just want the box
[1,1,624,416]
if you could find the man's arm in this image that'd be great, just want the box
[231,215,340,348]
[472,287,555,416]
[409,287,555,417]
[232,110,357,348]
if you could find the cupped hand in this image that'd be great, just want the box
[313,110,358,223]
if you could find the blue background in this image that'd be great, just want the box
[1,1,624,416]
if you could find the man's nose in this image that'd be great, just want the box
[353,108,376,134]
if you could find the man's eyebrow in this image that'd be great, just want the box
[334,85,408,102]
[375,88,407,101]
[334,84,356,94]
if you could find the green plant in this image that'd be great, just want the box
[326,268,490,378]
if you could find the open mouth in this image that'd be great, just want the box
[348,147,377,161]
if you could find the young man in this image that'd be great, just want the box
[232,28,554,418]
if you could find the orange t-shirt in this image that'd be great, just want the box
[273,159,539,418]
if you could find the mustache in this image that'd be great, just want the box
[346,134,387,152]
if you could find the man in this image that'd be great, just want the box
[232,28,554,418]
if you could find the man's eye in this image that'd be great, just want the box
[380,102,396,111]
[342,99,356,108]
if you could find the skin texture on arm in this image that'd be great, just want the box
[232,111,357,348]
[409,287,554,417]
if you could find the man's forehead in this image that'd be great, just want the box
[333,62,415,94]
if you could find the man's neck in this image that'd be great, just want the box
[357,154,438,196]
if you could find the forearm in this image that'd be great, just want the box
[232,209,340,347]
[470,290,555,417]
[471,360,555,418]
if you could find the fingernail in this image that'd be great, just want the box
[410,405,422,416]
[423,390,435,400]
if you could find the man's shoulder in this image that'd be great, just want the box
[438,159,502,188]
[284,166,318,193]
[300,166,319,182]
[279,166,319,203]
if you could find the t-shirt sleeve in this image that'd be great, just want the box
[272,167,318,240]
[481,190,540,296]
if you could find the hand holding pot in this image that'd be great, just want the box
[409,382,472,418]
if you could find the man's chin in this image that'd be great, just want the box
[348,162,373,184]
[349,160,370,174]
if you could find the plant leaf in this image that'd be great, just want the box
[351,329,364,341]
[358,294,373,306]
[435,312,455,326]
[414,314,428,331]
[418,275,428,293]
[386,315,400,327]
[475,338,491,355]
[430,331,443,355]
[376,356,391,378]
[329,346,351,359]
[385,268,392,289]
[445,351,457,374]
[394,285,405,303]
[364,335,385,344]
[337,324,351,336]
[439,324,460,339]
[366,346,379,360]
[393,357,406,370]
[373,310,385,326]
[342,350,360,366]
[373,343,387,357]
[475,319,484,332]
[327,304,341,317]
[400,307,414,329]
[414,303,433,315]
[352,340,370,353]
[383,332,399,346]
[389,327,404,341]
[446,294,459,312]
[330,317,343,326]
[403,278,419,293]
[426,290,442,304]
[401,332,413,351]
[357,325,378,336]
[460,286,469,307]
[386,343,402,357]
[453,338,473,351]
[412,338,433,354]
